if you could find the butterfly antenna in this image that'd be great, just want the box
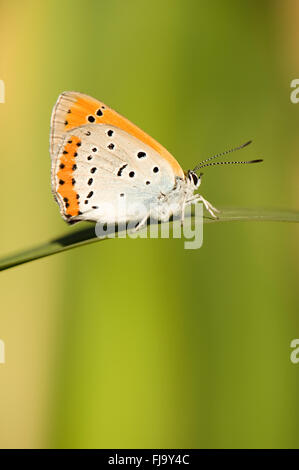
[195,159,263,169]
[193,140,253,172]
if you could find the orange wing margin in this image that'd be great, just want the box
[50,91,184,178]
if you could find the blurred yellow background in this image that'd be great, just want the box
[0,0,299,448]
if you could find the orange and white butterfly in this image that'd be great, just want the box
[50,92,261,228]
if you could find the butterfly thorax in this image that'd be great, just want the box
[150,173,199,221]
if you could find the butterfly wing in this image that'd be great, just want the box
[50,91,184,177]
[51,92,185,223]
[52,123,181,223]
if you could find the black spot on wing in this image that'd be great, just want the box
[117,164,128,176]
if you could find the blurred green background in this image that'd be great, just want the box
[0,0,299,449]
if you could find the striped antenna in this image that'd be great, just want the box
[193,140,254,172]
[195,158,263,170]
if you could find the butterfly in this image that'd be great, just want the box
[50,92,262,229]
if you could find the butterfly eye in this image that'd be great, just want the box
[188,171,200,187]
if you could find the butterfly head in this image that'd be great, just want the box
[186,170,201,189]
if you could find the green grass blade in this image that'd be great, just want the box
[1,207,299,272]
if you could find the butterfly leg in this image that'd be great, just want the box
[181,206,185,226]
[196,195,220,219]
[204,198,220,214]
[181,194,201,225]
[180,195,189,226]
[187,194,219,213]
[132,214,149,232]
